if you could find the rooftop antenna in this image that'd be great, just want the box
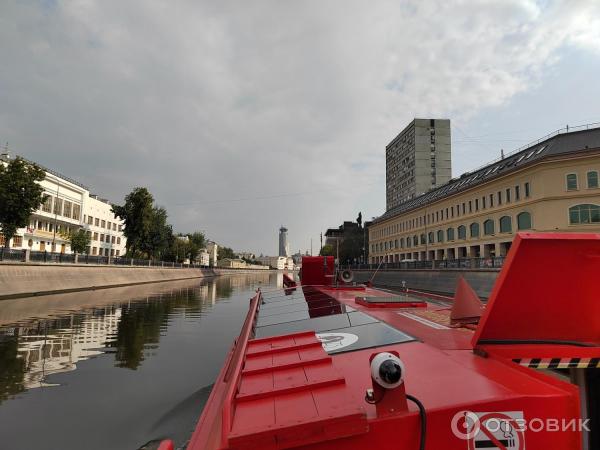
[500,149,504,159]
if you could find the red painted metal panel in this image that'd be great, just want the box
[227,330,368,449]
[473,232,600,348]
[301,256,335,286]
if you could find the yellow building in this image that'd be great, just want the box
[369,125,600,264]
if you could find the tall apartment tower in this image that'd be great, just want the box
[386,118,452,211]
[278,226,289,257]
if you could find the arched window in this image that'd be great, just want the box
[413,235,418,246]
[470,222,480,238]
[420,234,426,245]
[447,227,455,241]
[587,171,599,189]
[484,219,495,235]
[517,212,532,230]
[437,230,444,243]
[499,216,512,233]
[566,173,578,190]
[569,204,600,224]
[400,237,404,248]
[427,232,433,244]
[406,237,411,248]
[458,225,466,239]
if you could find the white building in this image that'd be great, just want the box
[256,255,295,270]
[206,241,218,267]
[0,154,126,255]
[83,194,126,257]
[199,249,210,267]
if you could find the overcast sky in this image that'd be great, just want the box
[2,1,600,256]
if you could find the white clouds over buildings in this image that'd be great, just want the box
[1,0,599,254]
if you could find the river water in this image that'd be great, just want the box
[0,272,282,450]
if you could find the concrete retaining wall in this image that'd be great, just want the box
[0,264,224,299]
[352,269,500,299]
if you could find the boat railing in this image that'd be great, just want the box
[221,289,263,443]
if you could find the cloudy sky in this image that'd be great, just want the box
[2,1,600,255]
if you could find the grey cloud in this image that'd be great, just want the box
[1,0,599,254]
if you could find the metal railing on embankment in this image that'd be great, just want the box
[341,256,505,271]
[0,248,269,270]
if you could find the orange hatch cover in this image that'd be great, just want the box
[226,331,368,449]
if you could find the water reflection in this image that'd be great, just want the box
[0,272,276,406]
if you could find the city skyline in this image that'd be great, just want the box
[2,1,600,255]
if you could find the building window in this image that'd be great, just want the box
[42,195,52,213]
[72,203,81,220]
[458,225,466,239]
[569,204,600,224]
[475,199,479,211]
[400,238,404,248]
[566,173,578,191]
[587,171,599,188]
[437,230,444,243]
[95,218,100,226]
[468,201,472,213]
[420,234,426,245]
[447,228,455,241]
[88,216,93,225]
[428,232,434,244]
[13,235,23,247]
[515,185,520,201]
[484,219,495,235]
[517,212,532,230]
[107,221,112,230]
[413,235,418,246]
[506,188,511,203]
[100,234,104,242]
[497,191,502,205]
[482,196,486,209]
[101,220,106,228]
[489,194,494,208]
[63,200,72,218]
[462,203,466,214]
[53,198,63,215]
[470,222,480,238]
[113,223,117,231]
[499,216,512,233]
[525,182,531,198]
[93,232,98,241]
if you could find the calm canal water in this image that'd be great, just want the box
[0,272,282,450]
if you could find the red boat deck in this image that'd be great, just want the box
[177,233,600,450]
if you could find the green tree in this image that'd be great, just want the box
[319,244,334,256]
[69,229,91,254]
[112,187,154,257]
[0,157,46,248]
[339,228,364,263]
[143,207,172,259]
[187,231,206,262]
[218,246,235,260]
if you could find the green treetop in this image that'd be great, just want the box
[0,157,47,248]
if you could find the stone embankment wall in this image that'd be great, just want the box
[352,269,500,299]
[0,264,274,300]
